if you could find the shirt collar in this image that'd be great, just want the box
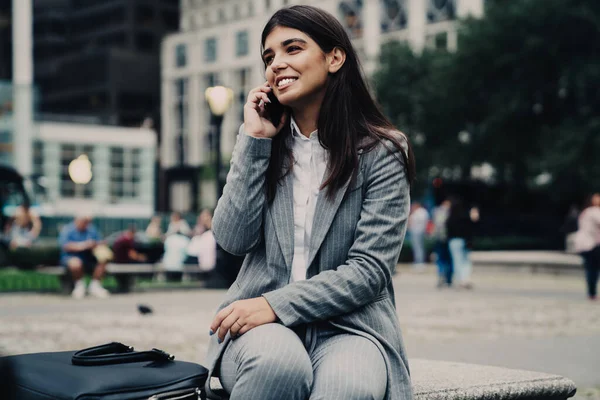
[290,116,318,140]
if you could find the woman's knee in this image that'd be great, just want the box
[229,324,313,387]
[311,336,386,400]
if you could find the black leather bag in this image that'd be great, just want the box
[4,342,208,400]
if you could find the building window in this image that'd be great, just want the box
[218,8,226,22]
[33,141,44,177]
[435,31,448,49]
[137,33,155,52]
[110,147,141,199]
[236,31,249,57]
[174,78,189,164]
[248,1,255,16]
[175,43,187,67]
[380,0,407,32]
[427,0,456,23]
[233,4,240,19]
[60,144,94,198]
[205,37,217,62]
[0,130,12,165]
[204,73,219,89]
[339,0,363,38]
[265,0,271,10]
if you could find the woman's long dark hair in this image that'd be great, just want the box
[261,5,416,202]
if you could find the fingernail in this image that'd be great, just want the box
[265,98,271,103]
[217,338,223,344]
[209,329,214,336]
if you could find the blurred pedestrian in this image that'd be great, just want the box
[561,204,580,253]
[162,227,190,282]
[112,225,147,264]
[145,215,163,242]
[8,204,41,249]
[58,213,110,299]
[188,209,217,273]
[166,211,191,237]
[574,193,600,301]
[432,199,453,287]
[446,198,476,289]
[193,208,214,237]
[408,202,430,271]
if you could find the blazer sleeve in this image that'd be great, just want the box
[212,125,272,256]
[262,140,410,326]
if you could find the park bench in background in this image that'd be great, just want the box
[36,263,205,294]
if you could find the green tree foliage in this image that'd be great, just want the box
[374,0,600,206]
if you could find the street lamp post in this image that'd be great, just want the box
[205,86,233,203]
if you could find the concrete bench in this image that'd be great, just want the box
[207,359,576,399]
[36,263,204,293]
[411,359,576,400]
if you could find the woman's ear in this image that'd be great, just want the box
[327,47,346,74]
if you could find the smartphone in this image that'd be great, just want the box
[266,91,285,126]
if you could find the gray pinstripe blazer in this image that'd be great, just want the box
[205,126,413,400]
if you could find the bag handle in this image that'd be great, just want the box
[71,342,175,366]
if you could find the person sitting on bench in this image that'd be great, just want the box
[112,225,147,264]
[58,214,109,299]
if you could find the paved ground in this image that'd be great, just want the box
[1,264,599,399]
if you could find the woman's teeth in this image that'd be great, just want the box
[278,78,297,87]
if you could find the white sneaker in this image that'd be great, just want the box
[71,280,86,299]
[88,281,110,298]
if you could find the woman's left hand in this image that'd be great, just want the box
[210,297,277,342]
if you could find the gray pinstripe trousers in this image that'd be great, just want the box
[218,323,387,400]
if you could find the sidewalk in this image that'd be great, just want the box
[469,250,582,274]
[1,268,598,399]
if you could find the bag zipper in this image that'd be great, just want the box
[148,387,202,400]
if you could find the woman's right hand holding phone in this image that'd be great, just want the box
[243,82,287,138]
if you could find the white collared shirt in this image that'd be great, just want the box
[242,119,329,282]
[289,117,328,282]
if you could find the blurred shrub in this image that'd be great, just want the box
[6,244,60,269]
[2,240,165,269]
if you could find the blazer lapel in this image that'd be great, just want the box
[268,170,294,270]
[307,151,363,268]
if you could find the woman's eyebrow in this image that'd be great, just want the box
[262,38,308,58]
[281,38,308,47]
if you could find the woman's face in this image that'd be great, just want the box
[592,193,600,207]
[262,26,331,109]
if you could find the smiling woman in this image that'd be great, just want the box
[204,5,416,400]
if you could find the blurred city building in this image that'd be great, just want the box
[0,0,10,81]
[4,0,173,218]
[1,81,157,218]
[159,0,484,212]
[33,0,180,128]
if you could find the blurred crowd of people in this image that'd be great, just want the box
[3,193,598,301]
[2,207,219,299]
[407,197,480,290]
